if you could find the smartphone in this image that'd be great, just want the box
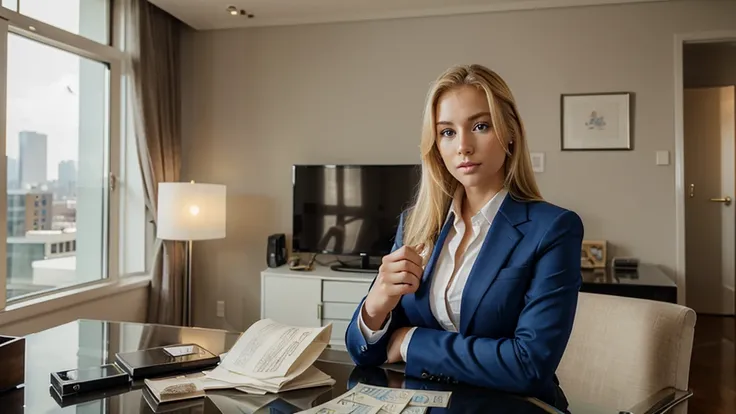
[57,364,124,381]
[51,363,130,397]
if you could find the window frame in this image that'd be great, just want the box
[0,3,148,317]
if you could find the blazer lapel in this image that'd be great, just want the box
[459,196,527,335]
[414,213,454,330]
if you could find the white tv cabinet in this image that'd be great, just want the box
[260,264,376,349]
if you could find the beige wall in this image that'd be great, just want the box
[180,0,736,331]
[0,286,148,336]
[684,42,736,88]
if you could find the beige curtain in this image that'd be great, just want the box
[127,0,185,326]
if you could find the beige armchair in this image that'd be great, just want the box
[557,292,697,413]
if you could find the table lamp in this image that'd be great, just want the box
[157,181,226,326]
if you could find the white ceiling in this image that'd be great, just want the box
[148,0,667,30]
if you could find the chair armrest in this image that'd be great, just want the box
[621,388,693,414]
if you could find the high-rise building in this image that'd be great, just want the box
[58,160,77,198]
[19,131,48,189]
[7,189,53,237]
[6,156,19,190]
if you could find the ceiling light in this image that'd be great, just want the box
[227,6,238,16]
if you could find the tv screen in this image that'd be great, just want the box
[292,164,421,260]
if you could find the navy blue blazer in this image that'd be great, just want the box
[345,194,584,409]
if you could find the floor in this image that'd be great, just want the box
[688,315,735,414]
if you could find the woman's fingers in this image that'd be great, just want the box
[376,243,427,299]
[384,278,419,296]
[383,270,418,285]
[381,260,423,282]
[385,245,424,268]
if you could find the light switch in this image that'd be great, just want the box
[656,150,670,166]
[530,152,545,173]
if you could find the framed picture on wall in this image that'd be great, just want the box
[561,92,632,150]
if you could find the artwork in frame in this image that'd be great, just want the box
[581,240,607,269]
[561,92,632,150]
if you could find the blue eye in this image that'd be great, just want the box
[474,122,490,132]
[440,129,455,138]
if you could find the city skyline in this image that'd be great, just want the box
[7,130,78,183]
[6,153,77,183]
[4,0,82,181]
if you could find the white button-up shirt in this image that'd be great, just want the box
[359,187,508,360]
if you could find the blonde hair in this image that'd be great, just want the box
[403,64,543,254]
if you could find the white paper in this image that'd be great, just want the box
[146,318,335,401]
[144,372,239,402]
[218,319,332,380]
[163,345,196,357]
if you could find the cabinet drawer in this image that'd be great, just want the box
[322,302,358,320]
[263,275,322,327]
[322,280,371,303]
[323,319,350,341]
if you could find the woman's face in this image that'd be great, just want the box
[434,85,506,194]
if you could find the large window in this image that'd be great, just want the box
[0,1,133,308]
[5,34,109,301]
[2,0,109,44]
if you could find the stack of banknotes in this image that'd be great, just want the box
[298,383,452,414]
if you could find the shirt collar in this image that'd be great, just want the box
[448,186,508,226]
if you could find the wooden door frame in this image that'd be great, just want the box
[674,30,736,306]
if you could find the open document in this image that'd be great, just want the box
[218,318,332,380]
[144,319,335,403]
[204,319,334,393]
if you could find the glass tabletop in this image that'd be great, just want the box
[581,263,676,287]
[0,319,680,414]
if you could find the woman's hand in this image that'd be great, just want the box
[387,327,412,363]
[361,245,424,331]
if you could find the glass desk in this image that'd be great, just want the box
[0,319,689,413]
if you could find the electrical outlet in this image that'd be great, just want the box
[216,301,225,318]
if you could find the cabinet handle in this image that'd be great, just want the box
[709,196,732,206]
[317,303,323,320]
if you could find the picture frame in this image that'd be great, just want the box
[581,240,607,269]
[561,92,632,151]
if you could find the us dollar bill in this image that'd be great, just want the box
[400,407,427,414]
[352,383,451,411]
[408,390,452,408]
[297,383,450,414]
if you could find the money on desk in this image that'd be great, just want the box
[408,390,452,408]
[297,383,451,414]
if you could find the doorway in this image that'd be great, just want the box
[678,37,736,315]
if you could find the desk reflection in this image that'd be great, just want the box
[8,320,564,414]
[345,365,562,414]
[51,363,561,414]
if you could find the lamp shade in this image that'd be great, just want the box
[157,182,226,241]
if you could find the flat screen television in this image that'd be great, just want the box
[292,164,421,273]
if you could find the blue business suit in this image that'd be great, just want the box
[345,194,584,410]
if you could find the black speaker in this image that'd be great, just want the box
[267,234,287,268]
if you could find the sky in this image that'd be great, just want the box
[4,0,106,180]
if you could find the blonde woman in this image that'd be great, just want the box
[346,64,583,411]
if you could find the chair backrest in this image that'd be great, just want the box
[556,292,696,410]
